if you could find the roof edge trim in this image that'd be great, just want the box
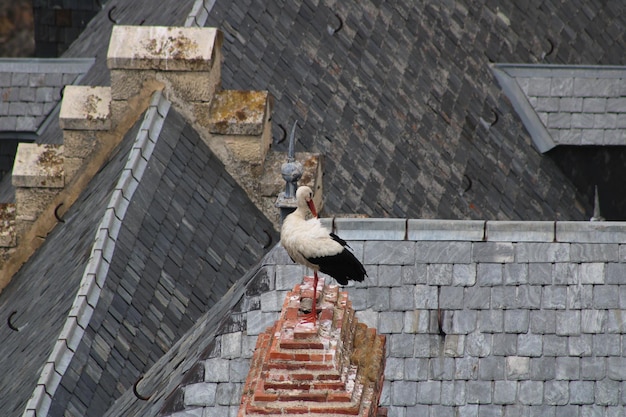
[0,57,95,73]
[491,64,555,153]
[185,0,216,27]
[493,63,626,78]
[22,91,171,417]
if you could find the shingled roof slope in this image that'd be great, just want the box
[204,0,626,220]
[0,92,277,417]
[0,95,135,417]
[19,0,626,221]
[104,218,626,417]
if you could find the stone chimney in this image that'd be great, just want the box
[106,25,223,122]
[12,142,64,237]
[238,276,387,417]
[59,85,112,179]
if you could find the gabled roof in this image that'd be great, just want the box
[492,64,626,152]
[0,58,93,140]
[104,218,626,416]
[0,92,277,417]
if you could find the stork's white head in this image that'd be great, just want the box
[296,186,317,218]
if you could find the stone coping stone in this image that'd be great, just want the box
[107,26,221,72]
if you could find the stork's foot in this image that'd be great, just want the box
[299,298,319,323]
[300,311,318,324]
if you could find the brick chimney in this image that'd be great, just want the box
[239,276,387,417]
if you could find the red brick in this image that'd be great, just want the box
[327,392,354,402]
[310,404,361,415]
[252,392,278,402]
[311,381,346,390]
[285,307,299,320]
[278,392,328,402]
[280,340,325,349]
[319,308,334,321]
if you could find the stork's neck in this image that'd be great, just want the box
[296,198,312,216]
[292,205,310,219]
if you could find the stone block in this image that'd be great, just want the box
[530,357,556,382]
[427,264,453,285]
[407,219,485,241]
[544,381,569,405]
[204,90,269,135]
[580,357,606,380]
[12,143,64,188]
[441,381,466,406]
[453,264,476,286]
[59,85,111,131]
[338,218,406,241]
[472,242,514,263]
[477,263,503,286]
[506,356,529,380]
[557,221,626,243]
[555,357,579,380]
[415,241,472,264]
[63,156,84,181]
[62,129,99,159]
[569,381,595,404]
[568,334,592,357]
[493,381,517,404]
[486,221,554,242]
[504,310,529,333]
[517,333,542,357]
[159,65,221,103]
[0,204,16,247]
[107,26,222,72]
[184,382,217,407]
[518,381,543,405]
[109,69,159,101]
[465,381,491,404]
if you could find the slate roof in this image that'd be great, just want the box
[493,64,626,152]
[1,1,626,416]
[201,0,625,221]
[0,58,94,138]
[29,0,626,221]
[0,91,277,417]
[103,218,626,417]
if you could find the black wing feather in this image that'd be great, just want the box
[306,237,366,285]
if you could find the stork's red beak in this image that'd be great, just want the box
[307,199,318,218]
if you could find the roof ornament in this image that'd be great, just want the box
[590,185,605,221]
[276,121,304,221]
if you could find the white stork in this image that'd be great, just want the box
[280,186,366,322]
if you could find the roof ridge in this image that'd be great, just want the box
[327,218,626,243]
[21,91,171,417]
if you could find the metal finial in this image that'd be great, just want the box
[287,121,298,162]
[276,121,304,221]
[590,185,604,221]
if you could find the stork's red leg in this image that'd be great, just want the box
[311,271,318,320]
[302,271,319,324]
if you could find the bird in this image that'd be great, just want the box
[280,185,366,322]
